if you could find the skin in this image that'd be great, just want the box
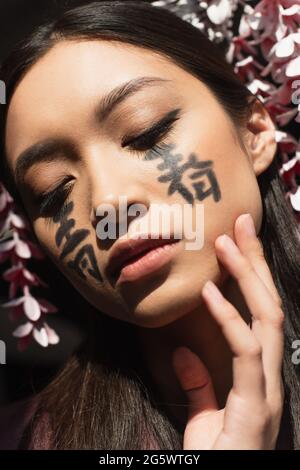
[5,40,284,449]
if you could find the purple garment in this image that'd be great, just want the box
[0,395,160,449]
[0,395,51,449]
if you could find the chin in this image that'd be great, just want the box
[123,259,224,329]
[123,278,207,329]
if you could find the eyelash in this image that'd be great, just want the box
[122,112,179,156]
[35,177,74,219]
[36,112,180,218]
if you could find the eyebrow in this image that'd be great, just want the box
[95,76,170,122]
[13,76,171,186]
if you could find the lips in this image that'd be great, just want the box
[107,235,180,280]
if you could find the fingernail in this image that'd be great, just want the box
[202,280,224,303]
[217,234,239,255]
[240,213,256,238]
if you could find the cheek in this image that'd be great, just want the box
[30,205,127,322]
[32,220,76,286]
[166,154,262,310]
[31,204,104,287]
[202,149,263,250]
[185,113,263,240]
[175,137,263,287]
[32,219,58,258]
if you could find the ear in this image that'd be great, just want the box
[244,98,277,176]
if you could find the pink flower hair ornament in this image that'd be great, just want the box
[0,0,299,350]
[0,182,60,351]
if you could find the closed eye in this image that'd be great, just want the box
[34,176,74,219]
[33,108,182,219]
[121,107,181,152]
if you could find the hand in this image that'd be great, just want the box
[172,213,284,450]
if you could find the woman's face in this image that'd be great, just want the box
[5,40,266,327]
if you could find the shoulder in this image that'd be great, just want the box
[24,406,53,450]
[0,394,39,450]
[0,393,53,450]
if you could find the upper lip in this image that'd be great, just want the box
[106,234,180,279]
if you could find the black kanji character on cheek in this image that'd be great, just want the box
[143,143,221,205]
[67,244,102,282]
[52,201,103,282]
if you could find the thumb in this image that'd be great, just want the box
[172,346,218,420]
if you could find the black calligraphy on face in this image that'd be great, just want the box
[143,143,221,205]
[52,201,103,282]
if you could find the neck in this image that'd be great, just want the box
[134,275,251,428]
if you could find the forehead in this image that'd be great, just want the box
[11,38,181,101]
[5,39,199,162]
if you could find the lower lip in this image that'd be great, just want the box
[115,240,181,284]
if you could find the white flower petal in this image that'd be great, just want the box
[290,187,300,211]
[275,130,297,146]
[207,0,232,25]
[23,269,35,282]
[226,42,235,63]
[236,56,253,68]
[292,33,300,45]
[10,213,25,229]
[247,79,271,94]
[282,155,299,172]
[280,5,300,17]
[247,12,262,31]
[24,296,41,321]
[275,21,288,42]
[44,323,60,345]
[0,239,15,252]
[15,239,31,259]
[286,56,300,77]
[238,16,251,37]
[1,296,24,308]
[275,36,295,58]
[33,327,48,347]
[13,322,34,338]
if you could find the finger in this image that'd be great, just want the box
[234,213,282,307]
[233,213,284,404]
[214,234,284,399]
[172,346,218,421]
[215,233,284,336]
[234,214,283,399]
[201,281,266,402]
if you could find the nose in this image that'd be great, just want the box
[87,149,150,236]
[90,189,150,236]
